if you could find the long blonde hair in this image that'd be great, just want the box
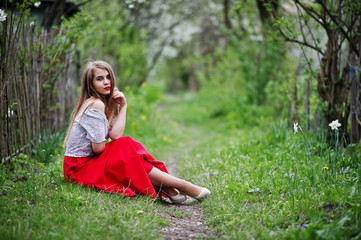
[63,60,120,147]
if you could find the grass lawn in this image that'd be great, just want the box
[1,93,360,239]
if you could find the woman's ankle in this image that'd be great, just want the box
[180,184,202,198]
[164,187,179,196]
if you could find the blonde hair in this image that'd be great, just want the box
[63,60,120,147]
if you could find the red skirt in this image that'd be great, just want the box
[63,136,168,197]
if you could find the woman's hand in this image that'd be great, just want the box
[113,88,127,106]
[109,88,127,140]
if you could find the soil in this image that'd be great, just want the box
[159,155,211,240]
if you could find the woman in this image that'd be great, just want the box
[63,60,210,204]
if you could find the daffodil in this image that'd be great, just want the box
[141,115,147,121]
[329,119,341,131]
[323,167,329,170]
[312,147,315,150]
[293,122,298,134]
[141,82,147,87]
[0,9,7,22]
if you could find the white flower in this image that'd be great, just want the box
[128,4,134,8]
[293,122,298,134]
[34,2,41,7]
[30,21,34,27]
[329,119,341,131]
[0,9,7,22]
[7,108,14,117]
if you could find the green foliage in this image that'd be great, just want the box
[195,38,291,128]
[121,83,173,147]
[30,131,65,164]
[155,43,201,92]
[77,0,148,87]
[43,12,93,74]
[0,153,41,199]
[273,17,300,39]
[116,39,148,87]
[54,13,93,51]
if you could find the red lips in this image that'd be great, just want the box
[105,87,111,90]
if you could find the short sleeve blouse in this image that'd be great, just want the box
[65,103,109,157]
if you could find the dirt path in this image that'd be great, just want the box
[155,96,223,239]
[159,155,210,240]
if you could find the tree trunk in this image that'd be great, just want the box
[41,0,66,31]
[256,0,279,25]
[317,30,349,137]
[223,0,232,29]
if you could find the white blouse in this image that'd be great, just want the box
[65,104,109,157]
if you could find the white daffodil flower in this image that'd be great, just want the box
[329,119,341,131]
[34,2,41,7]
[293,122,298,134]
[0,9,7,22]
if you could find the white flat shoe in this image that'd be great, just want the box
[194,187,211,201]
[160,195,197,205]
[160,190,188,204]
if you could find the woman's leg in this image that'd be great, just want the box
[148,167,202,198]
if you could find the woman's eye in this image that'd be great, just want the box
[106,75,111,79]
[97,77,102,80]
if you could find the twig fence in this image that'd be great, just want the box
[0,11,78,162]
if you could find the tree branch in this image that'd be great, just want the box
[295,3,322,64]
[294,0,324,27]
[316,0,359,56]
[277,27,324,55]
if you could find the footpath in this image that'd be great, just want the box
[155,94,229,239]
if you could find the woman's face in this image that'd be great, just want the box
[92,68,112,96]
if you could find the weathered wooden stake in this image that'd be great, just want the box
[350,53,360,144]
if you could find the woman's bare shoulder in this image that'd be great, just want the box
[89,98,105,113]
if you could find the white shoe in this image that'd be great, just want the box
[194,187,211,201]
[161,195,197,205]
[160,190,188,204]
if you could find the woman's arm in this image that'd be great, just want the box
[91,99,106,154]
[108,89,127,140]
[92,141,106,154]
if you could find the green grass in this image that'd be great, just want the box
[162,94,361,239]
[0,157,169,240]
[1,92,361,239]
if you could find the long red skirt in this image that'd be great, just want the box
[63,136,168,197]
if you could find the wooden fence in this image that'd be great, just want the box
[0,14,78,162]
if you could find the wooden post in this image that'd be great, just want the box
[350,53,359,144]
[306,78,310,131]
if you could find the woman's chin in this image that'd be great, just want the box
[99,91,111,97]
